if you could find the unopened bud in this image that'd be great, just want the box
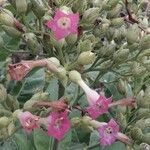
[116,112,127,130]
[135,118,150,130]
[0,9,15,27]
[15,0,27,14]
[77,39,93,52]
[0,84,7,102]
[2,25,22,38]
[22,33,41,52]
[72,0,87,14]
[82,7,100,28]
[77,51,95,65]
[130,127,143,142]
[117,79,127,94]
[104,0,120,10]
[0,117,10,128]
[137,108,150,119]
[56,67,67,79]
[65,34,77,45]
[12,109,22,118]
[140,143,150,150]
[111,17,124,27]
[69,70,82,83]
[99,60,113,70]
[31,0,47,18]
[71,117,81,127]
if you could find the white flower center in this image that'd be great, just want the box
[57,17,71,29]
[105,127,113,134]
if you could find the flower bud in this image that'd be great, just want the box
[117,79,127,94]
[0,84,7,102]
[92,0,103,8]
[71,117,81,127]
[130,127,143,142]
[82,7,100,28]
[77,51,95,65]
[15,0,27,14]
[139,35,150,50]
[22,33,41,52]
[138,49,150,60]
[2,25,22,38]
[135,118,150,130]
[0,9,15,27]
[65,34,78,45]
[60,6,72,14]
[31,0,47,18]
[126,24,139,44]
[137,108,150,119]
[47,57,60,67]
[113,49,129,63]
[23,100,37,111]
[77,39,93,52]
[12,109,23,118]
[0,117,10,128]
[69,70,82,83]
[116,112,127,130]
[72,0,87,14]
[56,67,67,79]
[104,0,120,10]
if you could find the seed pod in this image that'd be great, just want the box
[126,24,140,44]
[113,49,129,63]
[77,51,96,65]
[0,84,7,102]
[0,9,15,27]
[31,0,47,18]
[15,0,27,14]
[2,25,22,38]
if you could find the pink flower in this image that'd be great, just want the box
[46,10,79,40]
[47,111,71,141]
[86,96,112,119]
[98,119,131,146]
[77,79,136,119]
[19,111,39,133]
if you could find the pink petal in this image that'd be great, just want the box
[116,132,131,144]
[69,13,79,33]
[54,10,68,20]
[108,119,119,133]
[54,28,70,40]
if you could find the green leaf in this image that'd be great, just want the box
[33,129,51,150]
[9,68,45,102]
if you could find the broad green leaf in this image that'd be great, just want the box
[33,129,51,150]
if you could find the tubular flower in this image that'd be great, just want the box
[19,111,39,133]
[46,10,79,40]
[47,111,71,141]
[98,119,131,146]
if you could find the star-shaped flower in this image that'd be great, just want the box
[46,10,79,40]
[47,111,70,141]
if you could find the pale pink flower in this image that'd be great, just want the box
[19,111,39,133]
[46,10,79,40]
[86,95,112,119]
[77,79,136,119]
[98,119,131,146]
[47,111,70,141]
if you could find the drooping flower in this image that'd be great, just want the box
[19,111,39,133]
[8,62,31,81]
[47,111,71,141]
[46,10,79,40]
[98,119,131,146]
